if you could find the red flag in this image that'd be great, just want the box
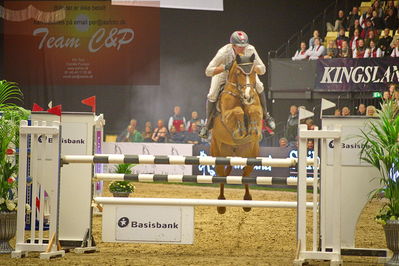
[81,96,96,112]
[47,105,62,116]
[32,103,44,111]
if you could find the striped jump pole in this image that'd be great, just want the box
[93,173,316,186]
[94,197,314,209]
[63,154,314,167]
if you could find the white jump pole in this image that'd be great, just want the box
[94,197,314,209]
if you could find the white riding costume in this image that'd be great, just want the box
[205,43,266,102]
[199,31,273,139]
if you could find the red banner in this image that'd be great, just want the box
[4,1,160,86]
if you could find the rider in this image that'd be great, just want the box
[199,31,270,138]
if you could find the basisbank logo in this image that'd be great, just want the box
[117,218,179,229]
[328,140,366,149]
[37,135,85,145]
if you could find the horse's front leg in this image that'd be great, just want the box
[245,103,262,137]
[222,106,246,139]
[242,165,253,212]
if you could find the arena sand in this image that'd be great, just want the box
[0,183,388,265]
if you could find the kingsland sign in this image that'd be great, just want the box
[320,66,399,84]
[315,58,399,91]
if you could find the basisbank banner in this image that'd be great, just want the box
[315,57,399,92]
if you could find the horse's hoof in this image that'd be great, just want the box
[217,206,226,214]
[242,207,252,212]
[243,193,252,212]
[217,196,226,214]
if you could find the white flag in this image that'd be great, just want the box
[321,98,336,111]
[298,107,314,121]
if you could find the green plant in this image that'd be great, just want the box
[359,99,399,224]
[0,80,23,109]
[108,164,135,193]
[0,80,30,212]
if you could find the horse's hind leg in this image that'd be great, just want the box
[242,166,253,212]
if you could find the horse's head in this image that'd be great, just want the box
[229,53,256,105]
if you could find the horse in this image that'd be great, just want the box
[210,53,263,214]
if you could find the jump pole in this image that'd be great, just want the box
[93,173,316,186]
[94,197,314,209]
[63,154,314,167]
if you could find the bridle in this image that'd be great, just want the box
[225,62,256,105]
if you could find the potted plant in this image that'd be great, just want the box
[109,164,135,197]
[0,80,30,253]
[359,99,399,265]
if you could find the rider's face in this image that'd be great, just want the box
[233,45,245,55]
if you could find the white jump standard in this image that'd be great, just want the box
[13,118,345,265]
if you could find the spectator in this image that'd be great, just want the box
[334,108,341,116]
[388,84,397,98]
[185,123,202,144]
[175,124,188,143]
[383,91,390,101]
[308,38,326,60]
[309,30,323,48]
[353,39,367,58]
[305,118,315,130]
[349,19,362,38]
[379,28,393,56]
[285,105,298,143]
[357,103,366,115]
[365,30,379,48]
[361,20,375,39]
[338,40,352,58]
[347,6,360,30]
[371,10,385,31]
[117,119,140,142]
[391,39,399,57]
[292,42,308,61]
[350,29,360,51]
[336,28,350,49]
[366,105,378,117]
[385,1,398,18]
[372,1,384,18]
[390,26,399,47]
[168,126,183,143]
[124,123,144,142]
[152,119,168,143]
[364,40,382,57]
[279,137,288,148]
[384,8,398,30]
[186,111,204,132]
[142,126,153,142]
[324,40,339,59]
[168,105,186,132]
[307,139,315,151]
[341,106,350,116]
[327,10,348,32]
[360,7,373,28]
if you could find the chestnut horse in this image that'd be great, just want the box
[211,53,263,214]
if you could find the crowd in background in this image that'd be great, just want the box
[292,1,399,60]
[116,83,394,148]
[117,106,205,144]
[280,83,396,149]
